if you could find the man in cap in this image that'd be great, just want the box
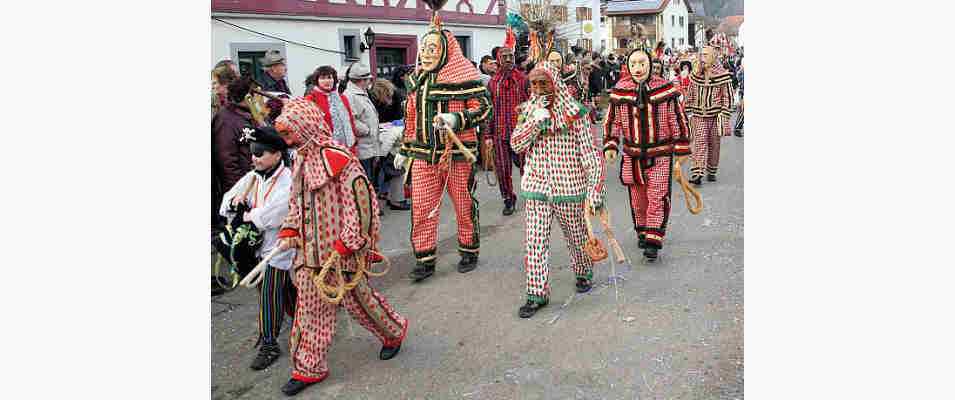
[218,126,296,370]
[343,64,382,194]
[399,16,491,282]
[260,50,291,95]
[487,45,529,216]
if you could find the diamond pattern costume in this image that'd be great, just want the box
[275,99,407,384]
[511,63,605,305]
[399,25,492,271]
[604,49,692,251]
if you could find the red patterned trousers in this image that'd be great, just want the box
[627,156,673,249]
[288,267,408,383]
[410,159,479,264]
[523,200,593,304]
[491,133,524,204]
[690,116,722,179]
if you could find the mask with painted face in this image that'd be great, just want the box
[546,51,563,69]
[420,32,445,72]
[628,51,651,83]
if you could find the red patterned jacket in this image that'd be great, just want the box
[604,76,692,186]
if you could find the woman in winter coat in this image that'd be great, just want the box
[303,65,359,155]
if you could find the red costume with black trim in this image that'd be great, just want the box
[399,26,491,270]
[604,49,692,251]
[275,99,407,384]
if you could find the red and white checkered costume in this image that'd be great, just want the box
[399,28,491,266]
[511,63,605,304]
[275,99,407,384]
[487,55,529,205]
[685,63,733,179]
[604,50,692,250]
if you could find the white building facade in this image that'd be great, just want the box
[552,0,603,54]
[659,0,690,51]
[212,0,506,98]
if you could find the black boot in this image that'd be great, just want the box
[643,247,658,261]
[212,276,227,296]
[409,263,435,282]
[518,299,548,318]
[689,176,702,186]
[281,379,315,397]
[706,174,717,182]
[637,234,647,249]
[250,342,281,371]
[379,343,402,360]
[387,200,411,210]
[575,278,593,293]
[734,129,743,137]
[502,199,515,216]
[457,253,478,273]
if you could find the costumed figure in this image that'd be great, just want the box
[218,126,296,371]
[603,43,692,261]
[676,60,692,98]
[685,32,734,184]
[274,99,408,396]
[546,50,581,98]
[511,62,606,318]
[487,40,529,216]
[399,2,492,282]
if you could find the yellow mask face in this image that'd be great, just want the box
[420,32,444,72]
[547,51,563,68]
[628,51,650,83]
[702,47,716,68]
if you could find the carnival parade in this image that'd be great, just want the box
[212,1,744,397]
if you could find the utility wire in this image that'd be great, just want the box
[213,17,347,55]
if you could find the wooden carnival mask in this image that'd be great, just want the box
[701,46,717,68]
[420,32,445,72]
[546,50,563,68]
[528,69,555,97]
[628,51,651,83]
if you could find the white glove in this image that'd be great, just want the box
[531,108,549,121]
[394,153,408,170]
[433,113,460,131]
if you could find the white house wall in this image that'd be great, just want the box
[212,16,504,98]
[661,0,689,50]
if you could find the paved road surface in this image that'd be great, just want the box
[212,125,743,400]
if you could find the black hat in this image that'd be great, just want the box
[245,126,288,154]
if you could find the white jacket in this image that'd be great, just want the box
[219,161,296,270]
[344,81,381,159]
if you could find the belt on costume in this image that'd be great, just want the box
[401,141,480,164]
[621,139,678,160]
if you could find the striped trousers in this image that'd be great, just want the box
[627,157,673,249]
[258,265,291,345]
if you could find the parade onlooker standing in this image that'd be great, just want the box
[478,55,497,86]
[487,45,529,216]
[303,66,358,153]
[343,64,381,193]
[213,77,255,202]
[218,127,295,371]
[260,50,291,95]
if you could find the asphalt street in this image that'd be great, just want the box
[212,124,744,400]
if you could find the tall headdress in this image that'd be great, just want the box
[511,0,567,63]
[504,26,517,51]
[409,0,479,89]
